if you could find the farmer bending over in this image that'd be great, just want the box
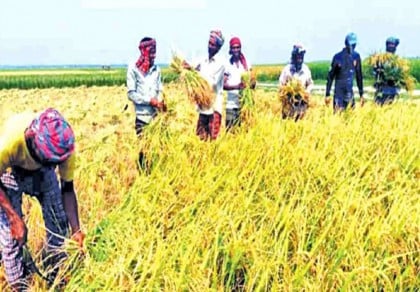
[0,108,85,291]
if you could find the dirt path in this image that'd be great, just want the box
[257,83,420,97]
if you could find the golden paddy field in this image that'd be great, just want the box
[0,84,419,291]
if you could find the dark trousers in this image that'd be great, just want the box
[135,118,151,172]
[375,86,398,106]
[333,91,355,112]
[226,108,241,130]
[196,112,221,141]
[135,118,149,137]
[0,167,68,285]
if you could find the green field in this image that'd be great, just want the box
[1,58,419,90]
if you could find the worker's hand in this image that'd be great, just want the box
[237,82,245,90]
[10,216,27,247]
[150,98,165,110]
[71,229,86,250]
[250,78,257,89]
[182,60,192,70]
[150,98,159,107]
[360,96,365,107]
[325,96,331,107]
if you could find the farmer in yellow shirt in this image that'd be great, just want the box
[0,108,85,290]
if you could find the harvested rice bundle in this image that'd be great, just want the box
[279,77,308,120]
[170,55,213,108]
[279,77,308,104]
[367,52,416,92]
[240,71,256,124]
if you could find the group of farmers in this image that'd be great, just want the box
[129,31,402,140]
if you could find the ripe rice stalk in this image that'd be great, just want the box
[170,55,214,108]
[366,52,417,92]
[1,85,419,291]
[240,71,256,126]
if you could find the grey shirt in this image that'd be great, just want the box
[127,63,163,123]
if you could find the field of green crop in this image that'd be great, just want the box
[1,58,419,90]
[0,82,418,290]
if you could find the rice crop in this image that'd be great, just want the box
[0,84,419,291]
[170,55,214,109]
[366,53,417,92]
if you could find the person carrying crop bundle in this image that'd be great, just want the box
[325,32,365,112]
[0,108,85,291]
[183,30,226,140]
[278,44,314,120]
[223,36,256,130]
[127,37,166,170]
[373,37,401,105]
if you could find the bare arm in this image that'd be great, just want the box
[0,185,27,246]
[61,180,81,234]
[61,180,85,249]
[278,67,288,87]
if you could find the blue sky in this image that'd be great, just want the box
[0,0,418,66]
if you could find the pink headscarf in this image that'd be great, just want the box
[229,37,248,70]
[136,38,156,74]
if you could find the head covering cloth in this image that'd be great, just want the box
[25,108,75,164]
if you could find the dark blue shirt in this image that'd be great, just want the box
[326,48,364,98]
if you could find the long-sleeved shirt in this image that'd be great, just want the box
[326,48,363,99]
[279,63,314,93]
[224,60,252,110]
[127,63,163,123]
[0,112,75,182]
[195,54,225,115]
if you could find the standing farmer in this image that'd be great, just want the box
[373,37,401,105]
[279,44,314,120]
[223,36,255,130]
[183,30,226,140]
[325,32,364,112]
[0,108,85,290]
[127,37,165,170]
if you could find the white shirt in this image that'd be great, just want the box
[195,54,225,114]
[224,60,252,109]
[279,63,314,93]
